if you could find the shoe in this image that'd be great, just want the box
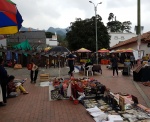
[23,92,29,94]
[30,81,33,83]
[0,102,6,106]
[33,81,36,83]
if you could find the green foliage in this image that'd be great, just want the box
[45,32,54,38]
[107,13,132,33]
[108,13,114,21]
[66,16,110,51]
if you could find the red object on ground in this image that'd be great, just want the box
[69,96,73,101]
[7,61,12,67]
[73,100,79,105]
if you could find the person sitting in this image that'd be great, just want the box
[85,59,93,70]
[7,75,29,96]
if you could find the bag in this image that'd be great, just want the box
[14,64,22,69]
[27,64,33,70]
[67,83,71,97]
[8,92,18,98]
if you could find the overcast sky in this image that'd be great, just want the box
[13,0,150,33]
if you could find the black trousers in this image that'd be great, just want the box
[68,65,74,74]
[112,66,118,76]
[1,82,7,103]
[130,61,134,68]
[30,70,38,82]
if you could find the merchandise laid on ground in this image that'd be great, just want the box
[50,77,150,122]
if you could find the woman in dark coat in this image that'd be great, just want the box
[0,57,8,106]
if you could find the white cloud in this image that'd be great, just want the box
[13,0,150,33]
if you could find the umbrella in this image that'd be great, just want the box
[0,0,23,34]
[98,48,109,53]
[115,49,123,53]
[49,46,70,53]
[110,50,115,53]
[76,48,91,53]
[44,47,51,52]
[49,46,70,77]
[124,48,134,53]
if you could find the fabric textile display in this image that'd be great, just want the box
[6,51,12,60]
[67,83,71,97]
[71,83,83,100]
[15,53,18,63]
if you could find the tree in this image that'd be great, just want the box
[107,21,122,32]
[121,21,132,33]
[107,13,132,33]
[45,32,54,38]
[66,16,110,51]
[108,13,114,22]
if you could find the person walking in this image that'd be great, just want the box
[130,54,135,69]
[0,57,8,106]
[30,53,41,83]
[111,54,119,77]
[67,52,75,76]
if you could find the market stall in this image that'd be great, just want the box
[49,76,150,122]
[75,48,92,64]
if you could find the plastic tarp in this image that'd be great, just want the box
[13,40,31,50]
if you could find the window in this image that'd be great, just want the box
[121,36,125,40]
[114,36,118,40]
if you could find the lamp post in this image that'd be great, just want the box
[137,0,141,59]
[89,1,102,64]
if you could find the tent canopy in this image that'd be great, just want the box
[13,40,32,50]
[76,48,91,53]
[98,48,109,53]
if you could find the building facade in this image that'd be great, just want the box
[46,33,58,46]
[109,32,137,47]
[7,31,46,48]
[110,31,150,56]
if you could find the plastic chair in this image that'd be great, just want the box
[86,65,93,77]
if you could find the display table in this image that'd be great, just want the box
[80,59,87,64]
[100,59,110,65]
[133,66,150,82]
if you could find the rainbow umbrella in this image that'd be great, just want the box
[76,48,92,53]
[0,0,23,34]
[98,48,109,53]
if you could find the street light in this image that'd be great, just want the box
[137,0,141,59]
[89,1,102,64]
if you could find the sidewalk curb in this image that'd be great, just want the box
[132,80,150,107]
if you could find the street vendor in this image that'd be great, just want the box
[30,53,41,83]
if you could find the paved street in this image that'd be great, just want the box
[0,65,150,122]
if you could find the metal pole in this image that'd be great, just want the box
[137,0,141,59]
[95,6,98,64]
[89,1,102,64]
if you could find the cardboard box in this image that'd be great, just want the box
[40,73,50,82]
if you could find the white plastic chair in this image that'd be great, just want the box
[86,65,93,77]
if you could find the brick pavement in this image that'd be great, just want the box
[0,65,149,122]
